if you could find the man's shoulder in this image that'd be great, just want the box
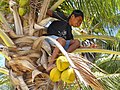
[53,11,68,21]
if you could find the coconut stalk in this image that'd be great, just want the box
[50,0,65,11]
[37,0,51,23]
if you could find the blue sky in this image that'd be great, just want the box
[0,54,5,67]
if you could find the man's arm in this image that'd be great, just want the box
[46,9,67,21]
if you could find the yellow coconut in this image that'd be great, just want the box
[61,68,75,83]
[56,56,70,71]
[50,67,61,82]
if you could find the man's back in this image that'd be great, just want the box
[46,11,73,40]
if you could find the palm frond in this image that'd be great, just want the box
[50,0,65,11]
[74,35,119,42]
[95,58,120,74]
[0,68,9,75]
[0,73,13,90]
[74,48,120,56]
[69,54,103,90]
[98,73,120,90]
[59,0,120,35]
[9,0,23,35]
[0,52,11,61]
[0,28,15,47]
[0,11,11,29]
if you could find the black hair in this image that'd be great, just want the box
[69,10,84,20]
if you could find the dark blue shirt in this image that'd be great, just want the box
[47,11,73,40]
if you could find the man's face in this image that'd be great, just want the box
[69,14,83,27]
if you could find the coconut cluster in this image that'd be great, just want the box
[50,56,75,83]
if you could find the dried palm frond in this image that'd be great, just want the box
[0,11,11,30]
[17,76,29,90]
[69,53,104,90]
[30,0,42,10]
[28,8,36,36]
[0,35,53,89]
[9,0,23,35]
[8,30,24,39]
[37,0,51,23]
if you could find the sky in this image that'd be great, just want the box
[0,54,5,67]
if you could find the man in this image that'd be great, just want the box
[45,9,84,70]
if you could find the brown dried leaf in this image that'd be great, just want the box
[17,76,29,90]
[32,37,43,51]
[69,54,103,90]
[16,60,35,70]
[27,52,41,59]
[9,70,20,86]
[38,49,48,69]
[32,69,42,82]
[9,60,23,75]
[14,36,34,44]
[42,40,52,56]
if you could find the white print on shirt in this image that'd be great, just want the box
[58,30,67,39]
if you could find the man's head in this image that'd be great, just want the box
[69,10,84,27]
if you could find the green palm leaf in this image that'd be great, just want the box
[95,55,120,74]
[0,28,15,47]
[0,68,9,75]
[98,73,120,90]
[74,48,120,56]
[0,73,13,90]
[74,35,119,42]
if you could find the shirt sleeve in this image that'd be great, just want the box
[52,11,67,21]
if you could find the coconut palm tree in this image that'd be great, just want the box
[0,0,120,90]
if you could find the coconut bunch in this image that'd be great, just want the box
[50,56,75,83]
[48,54,104,90]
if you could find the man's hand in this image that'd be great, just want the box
[46,9,53,16]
